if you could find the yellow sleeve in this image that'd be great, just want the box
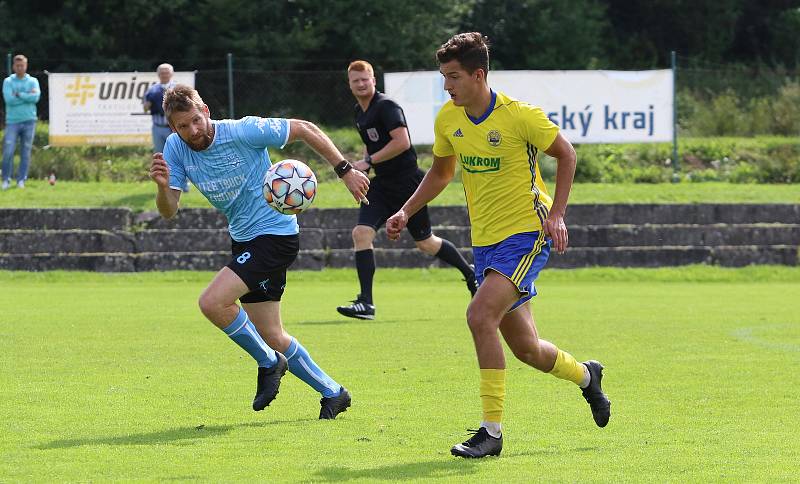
[517,104,559,151]
[432,109,455,158]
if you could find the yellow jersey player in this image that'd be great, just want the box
[386,32,611,458]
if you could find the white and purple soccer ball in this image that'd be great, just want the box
[263,159,317,215]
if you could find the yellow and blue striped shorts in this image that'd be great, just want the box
[473,231,551,310]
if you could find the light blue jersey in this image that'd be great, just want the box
[163,116,298,241]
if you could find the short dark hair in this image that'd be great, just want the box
[13,55,27,63]
[163,84,205,122]
[436,32,490,75]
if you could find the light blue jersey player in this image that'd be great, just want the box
[163,115,299,241]
[150,84,370,419]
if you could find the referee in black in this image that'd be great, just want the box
[336,60,477,320]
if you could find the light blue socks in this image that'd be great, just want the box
[222,308,278,368]
[284,337,340,398]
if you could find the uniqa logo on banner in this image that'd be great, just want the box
[64,75,154,106]
[65,76,96,106]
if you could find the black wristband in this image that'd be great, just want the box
[334,160,353,178]
[365,154,373,166]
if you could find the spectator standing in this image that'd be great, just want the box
[143,63,188,191]
[2,55,40,190]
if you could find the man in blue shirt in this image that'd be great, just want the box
[149,84,369,418]
[2,55,40,190]
[143,63,188,191]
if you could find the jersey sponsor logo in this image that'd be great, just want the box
[459,153,501,173]
[256,118,284,135]
[453,128,464,138]
[487,130,502,147]
[366,128,379,142]
[268,119,284,134]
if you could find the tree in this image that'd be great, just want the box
[459,0,610,70]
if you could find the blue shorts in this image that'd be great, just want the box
[473,231,551,311]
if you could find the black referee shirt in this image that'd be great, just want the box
[354,92,418,177]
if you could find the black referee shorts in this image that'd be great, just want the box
[227,234,299,303]
[357,168,433,241]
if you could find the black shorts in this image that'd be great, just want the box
[227,234,299,303]
[358,168,432,241]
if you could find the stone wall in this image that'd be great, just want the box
[0,205,797,271]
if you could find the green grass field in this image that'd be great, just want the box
[0,180,798,210]
[2,266,799,481]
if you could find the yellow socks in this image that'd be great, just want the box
[480,369,506,424]
[549,349,587,386]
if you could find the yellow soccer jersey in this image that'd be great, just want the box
[433,91,559,246]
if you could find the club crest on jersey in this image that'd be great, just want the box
[367,128,379,142]
[487,130,502,147]
[225,153,241,167]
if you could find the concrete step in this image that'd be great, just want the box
[1,245,795,271]
[0,250,327,272]
[1,223,797,255]
[2,204,798,231]
[326,245,798,268]
[570,224,800,247]
[566,204,800,225]
[138,204,800,229]
[318,224,800,249]
[0,208,131,230]
[0,230,135,254]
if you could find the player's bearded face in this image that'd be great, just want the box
[171,106,214,151]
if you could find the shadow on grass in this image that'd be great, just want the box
[34,418,309,450]
[312,450,554,481]
[313,459,480,481]
[297,319,400,326]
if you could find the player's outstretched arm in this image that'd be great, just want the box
[286,119,369,203]
[149,152,181,219]
[386,154,456,240]
[542,132,577,253]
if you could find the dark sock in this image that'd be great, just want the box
[355,249,375,304]
[435,239,472,277]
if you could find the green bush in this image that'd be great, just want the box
[773,82,800,135]
[680,81,800,137]
[4,122,798,184]
[7,122,365,183]
[569,137,799,184]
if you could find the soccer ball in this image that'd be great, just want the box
[263,159,317,214]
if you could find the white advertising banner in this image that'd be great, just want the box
[385,70,673,145]
[48,72,195,146]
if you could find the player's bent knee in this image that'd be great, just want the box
[415,237,439,255]
[197,291,230,322]
[466,305,501,335]
[197,294,217,319]
[352,225,375,245]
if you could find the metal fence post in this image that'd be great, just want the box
[227,53,234,119]
[6,52,11,76]
[671,50,680,177]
